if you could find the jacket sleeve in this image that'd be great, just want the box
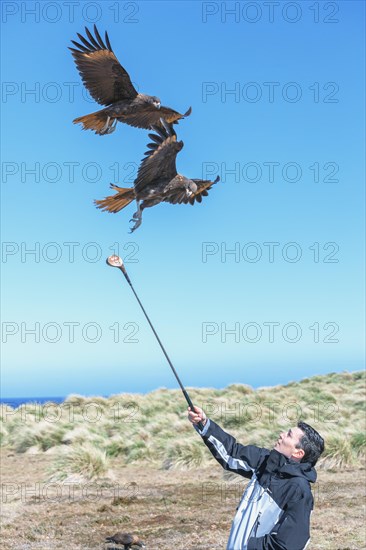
[195,419,268,478]
[247,492,313,550]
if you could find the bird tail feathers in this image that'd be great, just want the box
[94,185,135,213]
[73,110,114,135]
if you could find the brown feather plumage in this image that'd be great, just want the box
[105,531,145,549]
[94,185,134,214]
[70,25,191,135]
[94,123,220,231]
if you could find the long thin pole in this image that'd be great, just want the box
[107,255,204,431]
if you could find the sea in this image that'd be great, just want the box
[0,397,65,408]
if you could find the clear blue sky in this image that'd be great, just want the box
[1,1,365,397]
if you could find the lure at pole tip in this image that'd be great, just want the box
[106,255,131,283]
[106,255,124,268]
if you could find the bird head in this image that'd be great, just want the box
[149,95,161,109]
[187,180,198,195]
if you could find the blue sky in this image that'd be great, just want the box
[1,1,365,397]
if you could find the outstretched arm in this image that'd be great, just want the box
[188,406,268,477]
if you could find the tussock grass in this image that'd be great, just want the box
[50,443,109,481]
[162,439,206,468]
[0,423,8,446]
[351,431,366,453]
[9,421,66,453]
[320,435,356,469]
[1,371,365,471]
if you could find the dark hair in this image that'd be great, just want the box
[296,421,325,466]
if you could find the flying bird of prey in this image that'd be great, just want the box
[105,532,145,549]
[69,25,191,135]
[94,121,220,232]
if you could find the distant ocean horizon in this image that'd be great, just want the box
[0,397,66,408]
[1,370,362,409]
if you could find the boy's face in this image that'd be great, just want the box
[273,426,305,461]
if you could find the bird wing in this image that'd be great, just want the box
[164,176,220,205]
[134,123,183,195]
[120,106,192,130]
[69,25,137,106]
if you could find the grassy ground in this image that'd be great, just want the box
[1,371,365,549]
[0,451,365,549]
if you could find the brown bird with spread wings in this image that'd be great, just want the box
[95,121,220,232]
[69,25,191,135]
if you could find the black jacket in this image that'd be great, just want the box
[196,419,316,550]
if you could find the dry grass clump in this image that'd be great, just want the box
[63,394,87,406]
[351,431,366,455]
[50,443,109,480]
[319,431,366,469]
[105,436,130,458]
[0,421,9,446]
[1,371,365,472]
[320,435,355,469]
[226,383,253,395]
[161,439,207,469]
[9,421,66,453]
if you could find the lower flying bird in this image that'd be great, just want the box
[105,532,145,549]
[69,25,191,135]
[94,121,220,232]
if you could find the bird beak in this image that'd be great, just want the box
[157,102,161,109]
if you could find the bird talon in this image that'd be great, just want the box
[100,116,117,135]
[100,116,111,135]
[106,119,117,134]
[129,219,142,233]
